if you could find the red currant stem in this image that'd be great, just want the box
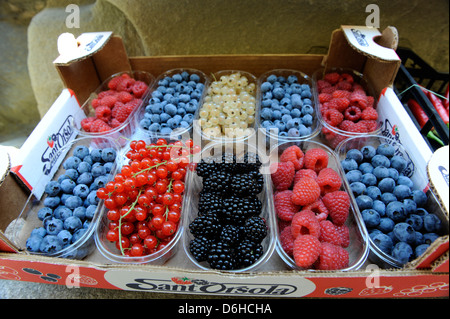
[132,160,167,178]
[118,188,143,256]
[164,206,169,221]
[167,178,174,192]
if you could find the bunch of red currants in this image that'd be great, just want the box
[96,138,200,257]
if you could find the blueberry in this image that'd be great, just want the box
[65,195,83,210]
[44,181,61,197]
[378,217,395,233]
[341,158,358,172]
[298,125,311,136]
[185,101,198,113]
[371,154,390,168]
[414,231,424,246]
[403,199,417,215]
[179,94,191,103]
[359,162,374,174]
[381,192,397,205]
[406,214,423,231]
[423,214,441,232]
[412,190,427,207]
[86,190,99,205]
[77,161,91,174]
[150,103,163,114]
[26,235,43,252]
[372,233,394,254]
[378,177,395,193]
[261,81,273,92]
[60,179,76,194]
[393,184,411,200]
[346,170,362,183]
[73,145,90,160]
[65,168,79,180]
[164,103,178,116]
[393,222,416,244]
[415,244,430,258]
[77,172,93,185]
[46,218,64,235]
[301,104,314,116]
[64,216,82,232]
[291,94,302,108]
[350,182,366,196]
[267,74,277,83]
[346,149,364,164]
[57,230,73,247]
[272,110,282,120]
[101,148,116,162]
[386,201,406,222]
[37,207,53,221]
[73,184,90,199]
[423,233,439,245]
[73,206,86,220]
[373,166,389,180]
[44,196,61,208]
[397,176,414,188]
[91,164,106,177]
[85,205,97,220]
[30,227,47,238]
[356,195,373,210]
[183,113,194,124]
[362,209,380,228]
[260,108,273,120]
[90,149,103,162]
[390,155,407,172]
[149,122,161,132]
[71,228,88,243]
[91,175,108,190]
[366,186,382,201]
[392,242,413,264]
[376,143,395,157]
[361,173,377,186]
[63,156,81,170]
[301,114,313,126]
[387,168,399,181]
[372,200,386,216]
[361,145,376,160]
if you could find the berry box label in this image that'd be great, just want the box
[11,89,85,199]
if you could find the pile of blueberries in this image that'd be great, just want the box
[259,73,315,138]
[26,145,116,258]
[139,71,205,135]
[341,143,443,265]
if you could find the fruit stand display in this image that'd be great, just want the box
[0,26,448,298]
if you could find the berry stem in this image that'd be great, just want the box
[118,188,142,255]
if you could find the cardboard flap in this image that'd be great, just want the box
[427,145,449,218]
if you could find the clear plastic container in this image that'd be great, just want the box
[335,135,449,268]
[193,70,258,144]
[313,67,382,149]
[94,137,186,264]
[269,140,369,271]
[135,68,209,143]
[10,136,120,259]
[256,69,321,148]
[74,71,155,146]
[183,140,277,273]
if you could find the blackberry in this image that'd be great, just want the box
[189,236,212,262]
[195,158,215,177]
[198,192,223,216]
[243,216,267,244]
[236,152,262,173]
[202,170,232,193]
[230,171,264,197]
[222,195,262,225]
[221,153,238,173]
[206,241,236,270]
[235,239,264,268]
[219,224,241,247]
[189,212,222,239]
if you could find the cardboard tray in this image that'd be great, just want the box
[1,26,448,298]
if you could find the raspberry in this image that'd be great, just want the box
[111,103,130,123]
[323,108,344,127]
[274,190,300,222]
[340,73,354,83]
[279,226,295,256]
[361,107,378,121]
[303,199,329,222]
[324,72,341,84]
[319,220,342,246]
[316,79,331,92]
[125,98,142,110]
[80,117,95,132]
[350,90,368,109]
[116,77,135,92]
[366,96,375,109]
[293,234,322,269]
[117,91,133,103]
[317,242,349,270]
[89,119,111,133]
[108,75,126,90]
[335,224,350,248]
[322,191,350,226]
[316,167,342,195]
[349,121,369,134]
[291,177,321,206]
[359,119,378,132]
[291,209,321,238]
[109,118,122,128]
[270,161,295,191]
[328,97,350,112]
[338,120,355,132]
[280,145,304,170]
[319,93,332,103]
[332,90,351,100]
[344,105,361,122]
[91,98,101,109]
[320,86,336,94]
[100,95,118,108]
[303,148,329,173]
[293,168,317,186]
[131,81,148,98]
[335,80,352,91]
[95,105,112,122]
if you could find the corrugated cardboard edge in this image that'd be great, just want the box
[408,235,449,270]
[432,251,449,272]
[0,148,10,186]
